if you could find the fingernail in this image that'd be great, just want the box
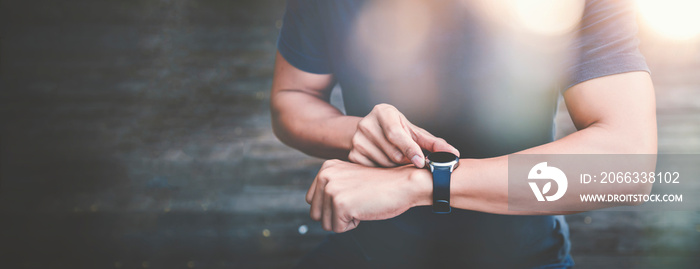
[411,155,424,168]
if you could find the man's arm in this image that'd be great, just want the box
[437,71,658,214]
[271,51,459,166]
[270,51,357,160]
[307,71,657,232]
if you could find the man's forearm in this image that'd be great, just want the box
[408,72,657,215]
[409,122,657,215]
[271,89,360,160]
[270,50,359,160]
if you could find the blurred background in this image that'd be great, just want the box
[0,0,699,268]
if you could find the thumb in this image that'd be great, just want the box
[410,125,460,158]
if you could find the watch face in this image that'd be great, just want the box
[427,152,458,163]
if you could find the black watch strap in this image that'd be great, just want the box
[432,166,452,214]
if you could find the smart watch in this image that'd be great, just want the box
[425,152,459,214]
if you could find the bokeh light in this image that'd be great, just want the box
[470,0,584,36]
[510,0,585,36]
[636,0,700,41]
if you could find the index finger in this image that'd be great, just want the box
[377,113,424,168]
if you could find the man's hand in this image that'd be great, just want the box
[349,103,459,168]
[306,159,431,233]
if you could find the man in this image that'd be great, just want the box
[270,0,656,267]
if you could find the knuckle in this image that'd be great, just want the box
[316,174,330,185]
[373,103,386,111]
[400,144,418,157]
[379,103,395,110]
[413,126,427,133]
[374,103,396,114]
[352,142,367,153]
[403,146,417,157]
[357,120,372,133]
[323,159,342,168]
[324,184,338,196]
[350,135,362,147]
[333,196,347,210]
[350,134,363,147]
[319,176,329,185]
[417,126,431,136]
[386,127,405,143]
[347,152,358,163]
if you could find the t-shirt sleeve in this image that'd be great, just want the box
[277,0,332,74]
[565,0,650,90]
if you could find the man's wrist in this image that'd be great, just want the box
[407,166,433,207]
